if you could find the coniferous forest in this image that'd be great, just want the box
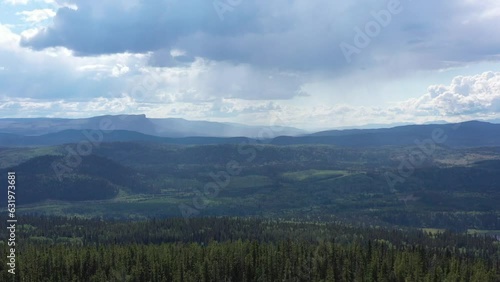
[0,216,499,281]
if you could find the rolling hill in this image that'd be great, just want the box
[2,143,499,231]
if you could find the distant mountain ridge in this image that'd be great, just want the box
[278,120,500,147]
[0,114,306,138]
[0,115,157,136]
[0,119,499,148]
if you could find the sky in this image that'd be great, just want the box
[1,0,500,130]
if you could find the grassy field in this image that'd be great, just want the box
[281,169,349,182]
[467,229,500,236]
[420,228,446,235]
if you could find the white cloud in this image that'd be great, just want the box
[0,95,140,117]
[121,59,305,104]
[58,2,77,10]
[111,64,130,77]
[20,27,42,39]
[0,25,21,51]
[0,24,146,99]
[17,9,56,23]
[77,64,109,72]
[400,72,500,116]
[170,49,186,58]
[3,70,500,129]
[4,0,29,5]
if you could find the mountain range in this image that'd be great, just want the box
[0,115,499,147]
[0,114,306,138]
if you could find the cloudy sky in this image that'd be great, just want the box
[1,0,500,129]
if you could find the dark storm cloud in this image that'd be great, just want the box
[19,0,500,71]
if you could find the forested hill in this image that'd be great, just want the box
[0,154,142,204]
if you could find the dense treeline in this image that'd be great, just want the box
[0,216,499,281]
[375,210,500,231]
[2,239,498,281]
